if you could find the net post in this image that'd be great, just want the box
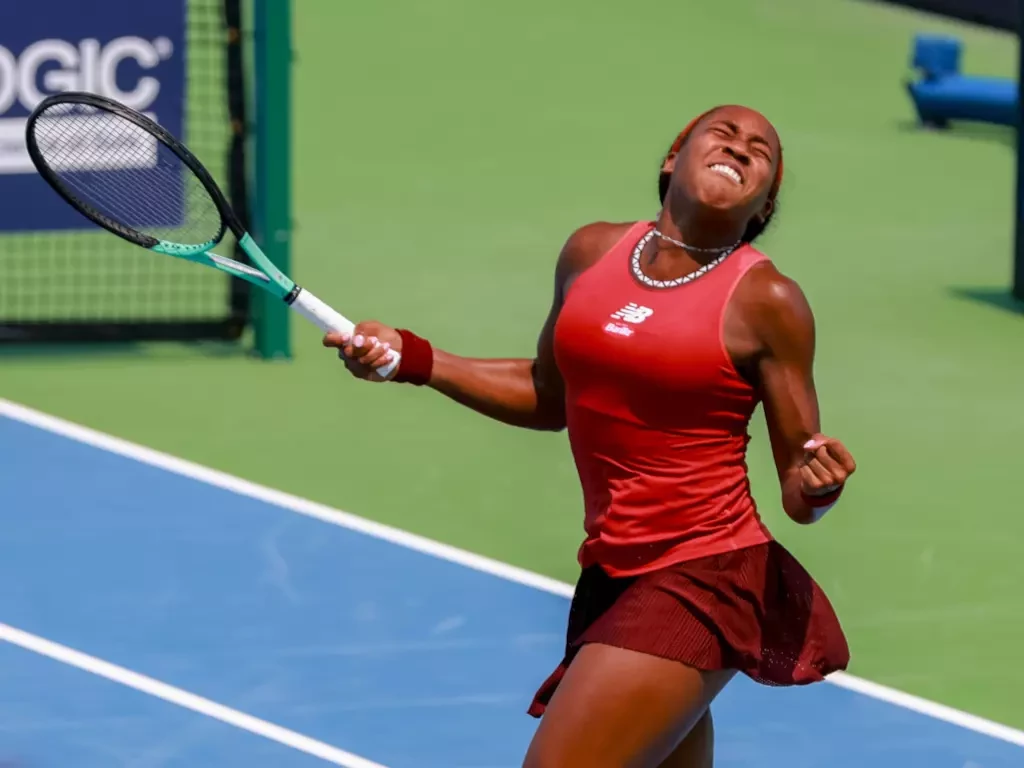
[251,0,293,358]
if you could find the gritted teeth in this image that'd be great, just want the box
[709,163,742,184]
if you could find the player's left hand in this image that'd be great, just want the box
[800,434,856,496]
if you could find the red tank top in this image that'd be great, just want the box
[553,221,773,577]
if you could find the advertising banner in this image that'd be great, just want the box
[0,0,187,232]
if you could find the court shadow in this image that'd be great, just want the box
[0,339,251,361]
[948,286,1024,315]
[0,342,143,359]
[860,0,1014,30]
[894,119,1016,151]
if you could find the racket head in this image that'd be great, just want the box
[25,91,242,253]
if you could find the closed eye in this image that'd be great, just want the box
[710,121,773,159]
[747,133,773,161]
[707,119,776,165]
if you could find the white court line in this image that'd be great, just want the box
[0,622,388,768]
[2,397,1023,750]
[826,672,1024,747]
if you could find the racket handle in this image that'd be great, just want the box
[288,287,402,380]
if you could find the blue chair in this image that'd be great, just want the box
[906,34,1018,128]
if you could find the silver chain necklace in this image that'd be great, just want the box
[652,228,740,254]
[631,229,737,289]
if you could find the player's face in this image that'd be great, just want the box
[666,106,780,222]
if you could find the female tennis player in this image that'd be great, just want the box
[323,104,856,768]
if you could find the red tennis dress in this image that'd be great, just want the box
[528,221,849,717]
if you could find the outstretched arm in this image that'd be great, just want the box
[323,222,625,431]
[424,297,564,430]
[744,265,857,523]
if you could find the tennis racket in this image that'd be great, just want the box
[25,91,399,378]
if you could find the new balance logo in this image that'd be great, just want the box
[604,302,653,338]
[609,303,654,324]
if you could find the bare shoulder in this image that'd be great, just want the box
[733,258,815,352]
[556,221,638,282]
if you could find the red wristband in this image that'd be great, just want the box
[801,484,844,508]
[393,329,434,386]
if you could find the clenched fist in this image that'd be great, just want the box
[800,434,856,496]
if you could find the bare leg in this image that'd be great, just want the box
[523,643,735,768]
[656,710,715,768]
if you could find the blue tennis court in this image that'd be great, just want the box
[1,398,1022,768]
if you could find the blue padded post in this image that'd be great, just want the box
[906,34,1018,128]
[912,35,961,80]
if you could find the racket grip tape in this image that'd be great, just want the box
[288,287,402,380]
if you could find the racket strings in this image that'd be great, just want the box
[32,108,225,248]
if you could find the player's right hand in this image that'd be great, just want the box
[322,321,401,382]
